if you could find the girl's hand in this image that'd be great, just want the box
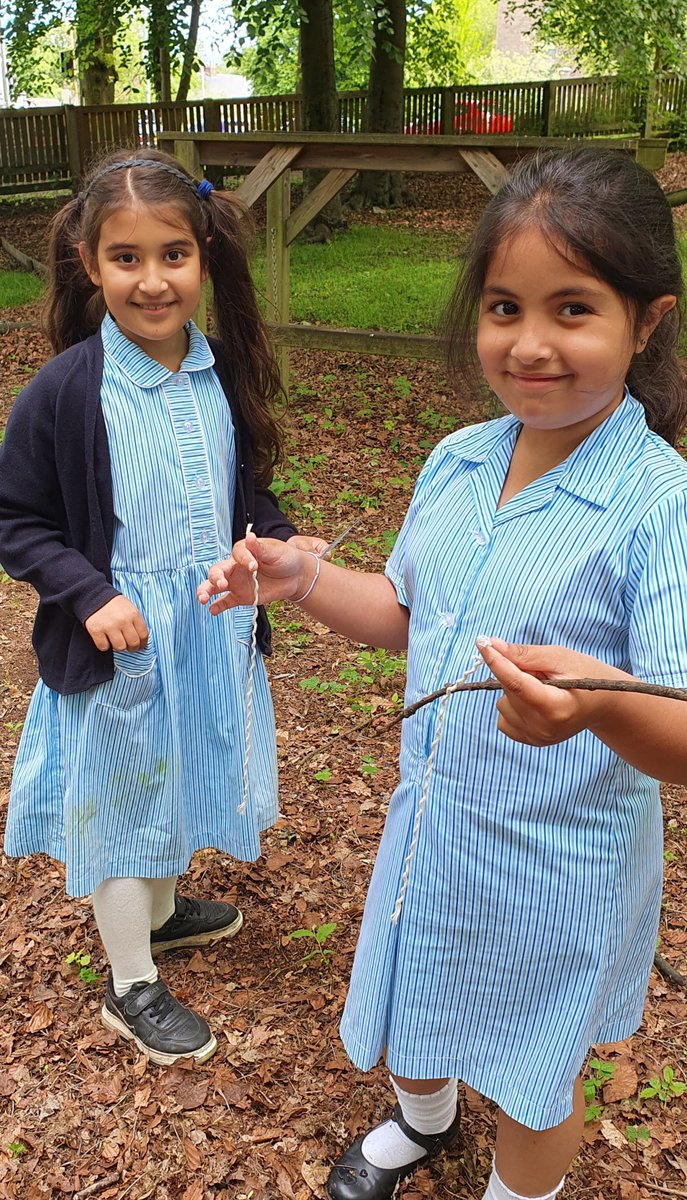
[288,533,329,556]
[476,635,616,746]
[197,531,310,615]
[85,596,149,652]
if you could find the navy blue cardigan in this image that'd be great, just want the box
[0,330,296,694]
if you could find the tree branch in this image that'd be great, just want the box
[390,677,687,726]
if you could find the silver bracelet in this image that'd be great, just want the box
[292,551,321,604]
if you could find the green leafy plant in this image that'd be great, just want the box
[360,754,379,777]
[65,949,100,986]
[8,1141,28,1157]
[287,921,337,965]
[314,767,332,782]
[625,1124,651,1144]
[583,1058,616,1122]
[640,1066,686,1103]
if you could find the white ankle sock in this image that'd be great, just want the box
[484,1164,565,1200]
[150,876,178,931]
[93,877,158,996]
[361,1079,458,1170]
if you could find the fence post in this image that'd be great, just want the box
[266,170,291,398]
[643,73,658,138]
[540,81,551,137]
[64,104,87,185]
[202,99,224,187]
[441,87,456,135]
[545,81,558,136]
[173,137,208,333]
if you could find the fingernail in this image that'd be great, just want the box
[476,635,492,649]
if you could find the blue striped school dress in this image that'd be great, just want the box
[5,314,278,897]
[339,394,687,1130]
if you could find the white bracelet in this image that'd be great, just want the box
[292,551,321,604]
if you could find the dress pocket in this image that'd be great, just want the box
[94,642,160,711]
[232,606,256,647]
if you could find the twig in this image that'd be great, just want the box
[653,953,687,989]
[73,1174,120,1199]
[390,677,687,726]
[637,1184,687,1198]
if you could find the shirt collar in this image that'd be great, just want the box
[101,313,215,388]
[444,391,649,509]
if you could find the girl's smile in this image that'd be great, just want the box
[477,228,647,447]
[79,205,205,371]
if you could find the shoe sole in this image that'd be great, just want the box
[101,1004,218,1067]
[150,908,244,957]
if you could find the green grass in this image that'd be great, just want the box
[251,223,459,334]
[0,270,43,308]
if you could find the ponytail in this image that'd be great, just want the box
[43,197,105,355]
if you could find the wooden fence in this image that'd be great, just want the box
[1,73,685,194]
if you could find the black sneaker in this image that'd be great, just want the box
[150,895,244,957]
[101,974,217,1066]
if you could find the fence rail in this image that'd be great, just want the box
[0,73,682,194]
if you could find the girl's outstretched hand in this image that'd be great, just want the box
[476,635,618,746]
[197,530,308,615]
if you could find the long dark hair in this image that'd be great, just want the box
[444,148,687,446]
[44,148,283,482]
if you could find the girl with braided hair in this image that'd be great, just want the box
[0,148,322,1064]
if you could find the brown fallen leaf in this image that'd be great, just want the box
[603,1059,639,1103]
[184,1136,203,1171]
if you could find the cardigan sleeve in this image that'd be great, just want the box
[252,485,298,542]
[0,371,119,624]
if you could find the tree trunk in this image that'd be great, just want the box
[360,0,407,208]
[78,35,117,104]
[175,0,202,103]
[76,0,117,105]
[299,0,343,232]
[148,0,172,102]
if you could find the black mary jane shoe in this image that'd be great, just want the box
[326,1101,461,1200]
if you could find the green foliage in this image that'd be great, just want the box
[8,1142,28,1157]
[287,921,337,964]
[65,948,100,985]
[625,1124,651,1144]
[314,766,333,782]
[640,1065,686,1102]
[583,1057,616,1122]
[405,0,495,85]
[0,271,44,308]
[520,0,687,79]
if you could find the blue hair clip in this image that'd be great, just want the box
[197,178,214,199]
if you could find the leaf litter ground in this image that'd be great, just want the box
[0,170,686,1200]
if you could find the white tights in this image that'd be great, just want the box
[92,876,177,995]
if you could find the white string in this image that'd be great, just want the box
[390,654,483,923]
[238,524,259,816]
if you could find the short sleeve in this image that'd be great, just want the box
[628,488,687,687]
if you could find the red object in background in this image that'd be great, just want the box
[405,101,514,135]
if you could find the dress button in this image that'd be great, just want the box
[473,528,487,545]
[440,612,455,628]
[200,531,209,544]
[184,420,194,432]
[195,476,207,490]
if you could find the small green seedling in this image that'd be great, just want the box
[360,754,378,777]
[625,1125,651,1145]
[583,1058,616,1122]
[314,767,332,783]
[288,922,337,965]
[640,1066,686,1103]
[8,1141,28,1157]
[65,949,100,986]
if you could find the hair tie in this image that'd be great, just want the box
[197,179,214,199]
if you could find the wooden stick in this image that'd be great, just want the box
[653,953,687,989]
[391,677,687,726]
